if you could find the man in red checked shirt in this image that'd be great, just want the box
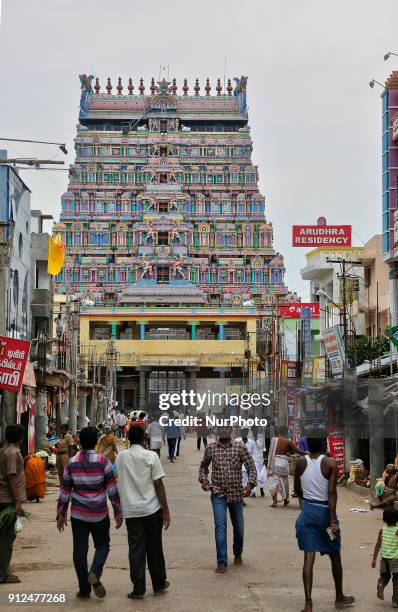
[199,425,257,573]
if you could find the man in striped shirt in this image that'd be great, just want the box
[57,427,122,599]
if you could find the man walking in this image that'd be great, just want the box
[198,426,257,573]
[116,409,127,439]
[57,426,122,599]
[163,411,180,462]
[116,425,170,599]
[0,424,25,584]
[294,429,355,612]
[196,416,210,451]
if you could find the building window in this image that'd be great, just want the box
[158,231,169,245]
[160,120,168,133]
[157,266,169,284]
[159,202,168,213]
[160,173,168,184]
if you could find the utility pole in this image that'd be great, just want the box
[326,257,361,364]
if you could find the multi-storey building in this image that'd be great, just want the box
[0,151,32,341]
[54,74,289,411]
[381,72,398,323]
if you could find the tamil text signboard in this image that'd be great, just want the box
[292,225,351,247]
[328,427,345,478]
[0,336,31,393]
[322,326,345,378]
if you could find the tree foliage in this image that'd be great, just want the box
[347,335,390,367]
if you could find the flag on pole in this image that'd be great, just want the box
[385,325,398,350]
[47,233,65,275]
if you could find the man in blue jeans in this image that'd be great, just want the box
[57,427,122,599]
[199,426,257,573]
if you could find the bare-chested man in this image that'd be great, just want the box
[294,430,355,612]
[267,425,304,507]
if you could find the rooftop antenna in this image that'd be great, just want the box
[223,56,227,92]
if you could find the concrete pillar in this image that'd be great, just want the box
[35,391,48,451]
[369,381,385,489]
[91,388,98,423]
[344,366,358,470]
[136,366,150,412]
[60,394,69,425]
[189,321,199,340]
[77,394,87,430]
[139,371,146,412]
[111,322,118,339]
[278,389,288,429]
[140,323,146,340]
[86,394,93,425]
[3,390,17,426]
[186,367,199,393]
[68,384,78,435]
[97,396,105,424]
[218,324,224,340]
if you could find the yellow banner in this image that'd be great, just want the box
[47,233,65,275]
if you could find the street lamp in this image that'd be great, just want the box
[384,52,398,61]
[0,137,68,155]
[369,79,385,89]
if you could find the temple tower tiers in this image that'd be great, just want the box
[55,74,289,307]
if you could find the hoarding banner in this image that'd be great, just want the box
[278,302,320,318]
[292,225,352,247]
[328,427,345,478]
[322,326,345,378]
[312,356,326,384]
[301,307,312,359]
[0,336,31,393]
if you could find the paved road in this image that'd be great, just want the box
[0,438,389,611]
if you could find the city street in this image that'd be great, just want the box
[1,437,387,612]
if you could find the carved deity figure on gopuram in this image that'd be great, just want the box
[54,74,290,308]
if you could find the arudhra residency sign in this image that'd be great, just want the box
[292,225,351,247]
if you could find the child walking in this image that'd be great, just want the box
[372,507,398,607]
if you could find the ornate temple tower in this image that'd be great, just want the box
[55,74,288,307]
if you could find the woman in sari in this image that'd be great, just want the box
[95,425,118,464]
[56,424,74,486]
[267,425,304,508]
[24,454,46,502]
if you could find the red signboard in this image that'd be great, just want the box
[0,336,31,393]
[279,303,320,318]
[292,225,352,247]
[328,427,345,478]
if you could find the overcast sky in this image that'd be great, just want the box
[0,0,397,298]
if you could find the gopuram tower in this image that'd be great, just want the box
[54,74,290,411]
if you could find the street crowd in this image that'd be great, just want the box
[4,408,398,611]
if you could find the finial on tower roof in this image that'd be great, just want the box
[106,78,112,94]
[94,77,100,94]
[150,77,156,95]
[182,78,189,95]
[216,78,222,96]
[171,78,177,95]
[139,78,145,95]
[205,78,211,96]
[226,78,232,96]
[117,77,123,95]
[128,78,134,95]
[194,78,200,96]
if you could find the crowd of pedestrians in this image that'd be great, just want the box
[10,411,398,610]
